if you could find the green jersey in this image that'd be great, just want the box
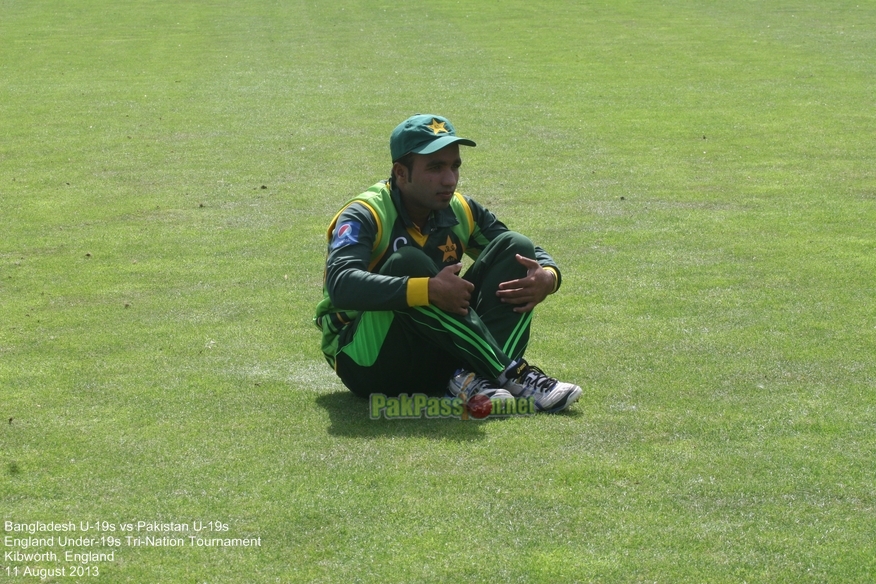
[314,179,561,366]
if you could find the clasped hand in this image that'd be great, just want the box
[428,263,474,316]
[495,254,554,313]
[428,255,553,316]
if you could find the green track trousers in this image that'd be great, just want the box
[335,232,536,397]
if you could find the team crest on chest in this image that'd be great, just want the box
[438,235,458,262]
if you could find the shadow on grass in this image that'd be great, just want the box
[316,390,584,439]
[316,391,496,441]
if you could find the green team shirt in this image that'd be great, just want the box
[323,179,561,311]
[314,179,562,365]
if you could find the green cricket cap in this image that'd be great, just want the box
[390,114,476,162]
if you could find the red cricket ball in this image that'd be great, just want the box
[466,394,492,419]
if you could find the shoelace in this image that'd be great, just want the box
[521,366,557,394]
[464,376,496,398]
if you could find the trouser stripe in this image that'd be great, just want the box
[503,311,532,358]
[412,306,505,373]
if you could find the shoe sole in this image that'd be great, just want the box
[536,386,582,413]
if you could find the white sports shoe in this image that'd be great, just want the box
[499,360,582,413]
[447,369,515,401]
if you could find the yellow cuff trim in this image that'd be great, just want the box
[406,277,430,306]
[545,267,559,294]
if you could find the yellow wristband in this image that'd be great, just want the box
[545,267,559,294]
[406,277,430,306]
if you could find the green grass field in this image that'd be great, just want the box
[2,0,875,582]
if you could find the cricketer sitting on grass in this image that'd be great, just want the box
[314,114,581,413]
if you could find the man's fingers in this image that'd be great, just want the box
[430,262,474,316]
[500,293,534,306]
[441,263,472,287]
[515,254,539,268]
[496,280,523,296]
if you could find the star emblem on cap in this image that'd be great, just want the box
[427,119,449,135]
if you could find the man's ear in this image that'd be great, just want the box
[392,161,408,184]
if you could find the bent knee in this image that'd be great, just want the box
[380,246,438,277]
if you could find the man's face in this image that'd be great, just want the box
[395,144,461,223]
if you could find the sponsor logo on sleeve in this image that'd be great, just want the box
[331,221,361,249]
